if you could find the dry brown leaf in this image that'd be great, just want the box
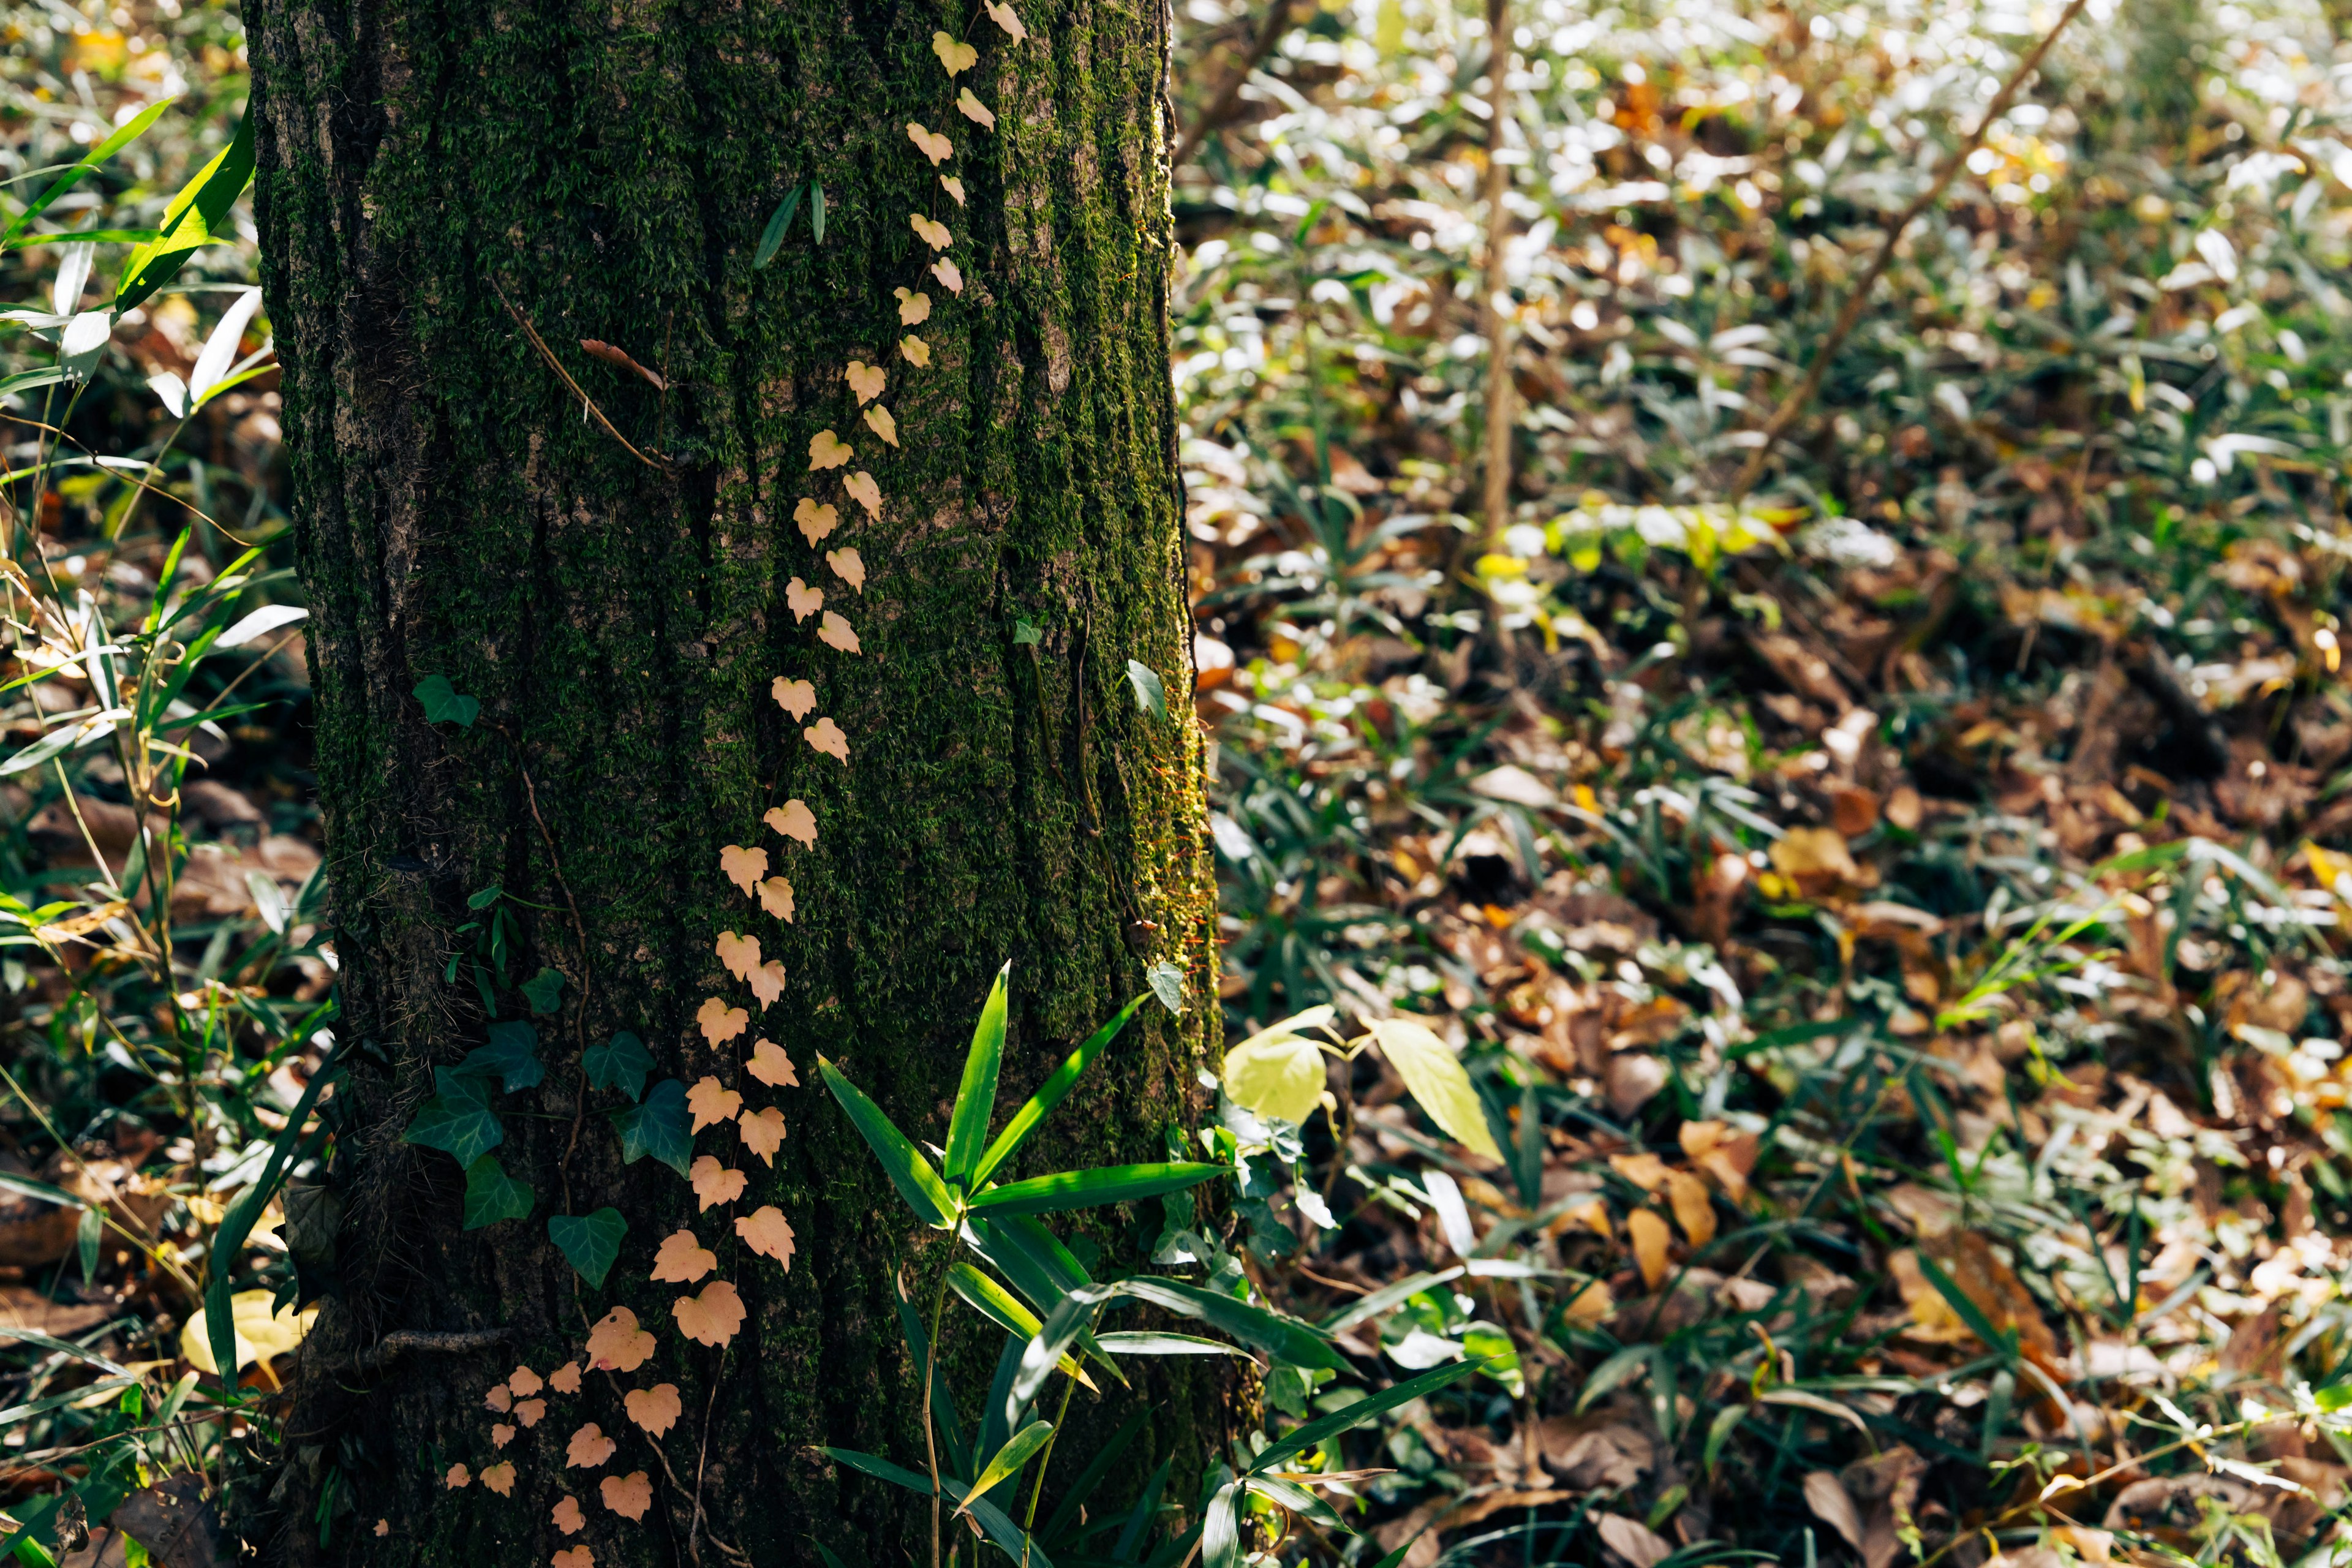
[686,1076,743,1132]
[844,470,882,519]
[1804,1471,1866,1553]
[586,1306,656,1373]
[601,1472,653,1521]
[508,1365,544,1397]
[905,122,952,164]
[445,1464,470,1490]
[739,1106,787,1166]
[932,259,963,293]
[552,1496,584,1536]
[737,1205,796,1268]
[748,1039,798,1088]
[786,576,823,622]
[766,800,816,846]
[941,175,966,206]
[902,334,931,366]
[808,429,852,470]
[756,879,794,924]
[650,1227,717,1284]
[1608,1152,1670,1191]
[480,1461,516,1496]
[1770,826,1860,893]
[986,1,1026,39]
[818,614,860,655]
[793,497,838,545]
[1595,1513,1671,1568]
[957,88,995,129]
[515,1398,546,1428]
[863,405,899,447]
[895,287,932,326]
[1605,1053,1668,1119]
[690,1156,747,1212]
[491,1422,516,1448]
[1665,1170,1716,1247]
[696,998,748,1046]
[772,678,816,720]
[548,1360,582,1394]
[846,361,886,405]
[673,1280,745,1348]
[624,1382,682,1438]
[579,338,665,391]
[910,214,951,250]
[566,1423,616,1469]
[806,717,850,760]
[932,31,976,73]
[718,843,766,894]
[1627,1208,1672,1289]
[716,930,761,983]
[827,548,865,591]
[553,1549,594,1568]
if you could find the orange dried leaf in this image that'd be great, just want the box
[895,287,932,326]
[1627,1208,1672,1289]
[808,429,852,470]
[843,471,882,519]
[910,213,951,250]
[786,576,824,623]
[716,930,761,983]
[445,1464,471,1490]
[750,957,788,1005]
[941,175,966,206]
[567,1422,617,1469]
[846,361,886,405]
[650,1227,717,1283]
[696,998,748,1046]
[481,1461,517,1496]
[1664,1170,1716,1248]
[548,1360,582,1394]
[818,614,860,656]
[508,1365,544,1397]
[739,1106,787,1166]
[553,1496,585,1536]
[863,405,899,447]
[553,1550,594,1568]
[718,843,767,894]
[957,88,995,129]
[932,31,976,74]
[625,1382,681,1437]
[826,549,865,591]
[748,1039,798,1088]
[737,1205,797,1269]
[901,335,931,367]
[579,338,665,391]
[601,1471,654,1521]
[772,677,817,721]
[765,800,817,846]
[690,1155,747,1212]
[515,1398,547,1428]
[491,1423,516,1449]
[793,496,839,545]
[805,717,850,761]
[586,1306,656,1373]
[931,259,963,294]
[673,1280,745,1348]
[686,1076,744,1132]
[486,1384,513,1414]
[757,879,795,924]
[906,121,953,165]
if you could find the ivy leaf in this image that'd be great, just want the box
[1145,960,1185,1016]
[614,1079,691,1175]
[404,1069,504,1166]
[521,966,567,1016]
[548,1208,627,1289]
[456,1019,543,1093]
[1125,659,1167,721]
[462,1155,534,1229]
[584,1031,654,1101]
[412,674,479,728]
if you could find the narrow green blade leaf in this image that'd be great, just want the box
[1204,1480,1243,1568]
[209,1046,345,1384]
[823,1446,935,1496]
[818,1056,955,1227]
[943,961,1011,1188]
[1248,1358,1485,1474]
[810,181,826,245]
[114,109,255,315]
[754,185,803,269]
[970,993,1147,1187]
[950,1262,1042,1338]
[894,1273,971,1480]
[547,1207,626,1288]
[1,96,175,247]
[967,1161,1222,1218]
[1096,1331,1250,1356]
[1118,1277,1344,1370]
[955,1419,1054,1518]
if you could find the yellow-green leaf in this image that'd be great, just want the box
[1220,1006,1335,1127]
[1360,1016,1502,1159]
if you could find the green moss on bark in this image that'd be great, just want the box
[247,0,1220,1558]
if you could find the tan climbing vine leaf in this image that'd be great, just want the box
[508,1365,544,1397]
[805,717,850,761]
[808,428,852,470]
[553,1496,585,1536]
[585,1306,656,1373]
[862,405,899,447]
[895,287,932,326]
[986,1,1027,40]
[931,258,963,294]
[957,88,996,130]
[750,957,788,1005]
[445,1464,471,1490]
[794,497,839,546]
[515,1398,547,1428]
[748,1039,799,1088]
[756,878,795,924]
[719,843,767,894]
[932,31,976,74]
[553,1549,594,1568]
[548,1361,582,1394]
[817,614,861,656]
[737,1205,797,1268]
[673,1280,745,1348]
[941,175,966,206]
[601,1472,654,1521]
[846,361,886,405]
[650,1227,717,1283]
[686,1075,744,1131]
[905,121,953,165]
[491,1423,516,1449]
[567,1423,617,1469]
[786,576,824,623]
[772,677,817,720]
[901,335,930,367]
[843,471,882,519]
[690,1155,747,1212]
[716,930,761,983]
[910,213,951,250]
[826,548,865,591]
[481,1462,516,1497]
[485,1384,513,1414]
[696,998,749,1046]
[765,800,816,846]
[739,1106,788,1166]
[624,1383,682,1438]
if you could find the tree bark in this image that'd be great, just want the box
[244,0,1222,1559]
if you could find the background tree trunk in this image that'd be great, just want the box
[244,0,1221,1558]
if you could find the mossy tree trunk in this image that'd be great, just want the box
[244,0,1220,1558]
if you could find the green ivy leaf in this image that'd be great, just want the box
[1125,659,1167,720]
[412,674,479,728]
[521,966,567,1016]
[1145,960,1185,1015]
[584,1030,654,1101]
[456,1019,543,1093]
[614,1079,690,1175]
[462,1155,534,1229]
[548,1207,626,1288]
[403,1069,504,1166]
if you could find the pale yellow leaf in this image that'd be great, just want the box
[805,716,850,760]
[179,1289,317,1374]
[818,613,861,655]
[491,1422,516,1448]
[957,88,995,129]
[846,360,886,405]
[508,1365,543,1396]
[739,1106,788,1166]
[445,1464,470,1490]
[737,1204,796,1267]
[548,1361,582,1394]
[793,496,839,546]
[843,471,883,519]
[750,957,788,1005]
[863,405,899,447]
[895,287,932,326]
[514,1398,546,1428]
[481,1461,516,1496]
[1627,1208,1671,1289]
[932,31,976,74]
[1221,1025,1327,1128]
[902,335,931,366]
[765,799,816,846]
[485,1384,511,1413]
[553,1496,585,1535]
[827,548,865,590]
[1664,1170,1716,1247]
[911,213,951,250]
[718,843,766,894]
[786,576,823,623]
[757,877,795,924]
[808,428,852,470]
[905,121,953,165]
[931,259,963,293]
[716,929,761,982]
[941,175,966,206]
[986,1,1026,40]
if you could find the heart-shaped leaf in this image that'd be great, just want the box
[405,1069,504,1166]
[412,674,479,728]
[549,1208,627,1289]
[614,1079,691,1175]
[584,1031,653,1101]
[521,967,567,1016]
[1125,659,1166,720]
[457,1019,543,1092]
[463,1155,535,1229]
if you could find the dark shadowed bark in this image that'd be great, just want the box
[243,0,1223,1558]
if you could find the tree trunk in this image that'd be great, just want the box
[244,0,1220,1558]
